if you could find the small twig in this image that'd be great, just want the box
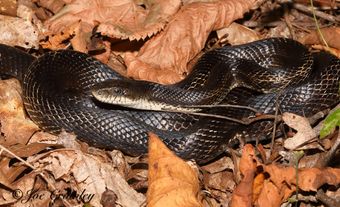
[283,4,296,39]
[270,90,285,155]
[167,110,246,124]
[242,20,283,28]
[290,22,314,33]
[0,144,36,169]
[184,104,259,113]
[316,188,340,207]
[309,0,329,48]
[293,3,340,23]
[308,108,330,125]
[160,108,278,125]
[242,114,281,125]
[315,131,340,168]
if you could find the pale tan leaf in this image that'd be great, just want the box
[33,150,145,206]
[0,15,39,49]
[282,112,317,150]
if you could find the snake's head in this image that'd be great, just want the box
[91,79,155,110]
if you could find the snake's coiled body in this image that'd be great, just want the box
[0,38,339,163]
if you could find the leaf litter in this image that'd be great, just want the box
[0,0,340,206]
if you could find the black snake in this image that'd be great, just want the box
[0,38,339,163]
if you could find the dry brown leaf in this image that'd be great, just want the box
[231,144,258,207]
[216,22,261,45]
[255,180,283,207]
[7,143,57,158]
[0,0,17,16]
[203,171,235,192]
[125,0,259,84]
[0,79,39,146]
[0,172,47,206]
[231,145,340,207]
[42,0,181,50]
[264,165,340,192]
[41,21,92,52]
[35,0,66,14]
[0,14,39,48]
[312,44,340,58]
[252,173,265,202]
[256,165,340,206]
[282,112,317,150]
[97,0,182,40]
[299,27,340,50]
[0,157,27,189]
[147,132,202,207]
[201,156,234,174]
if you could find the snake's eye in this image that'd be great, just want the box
[112,87,125,96]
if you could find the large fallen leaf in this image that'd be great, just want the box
[125,0,260,84]
[147,132,202,207]
[42,0,181,51]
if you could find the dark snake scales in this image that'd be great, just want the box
[0,38,339,163]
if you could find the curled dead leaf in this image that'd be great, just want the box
[147,132,202,207]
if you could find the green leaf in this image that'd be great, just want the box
[320,108,340,138]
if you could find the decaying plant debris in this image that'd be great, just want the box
[0,0,339,206]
